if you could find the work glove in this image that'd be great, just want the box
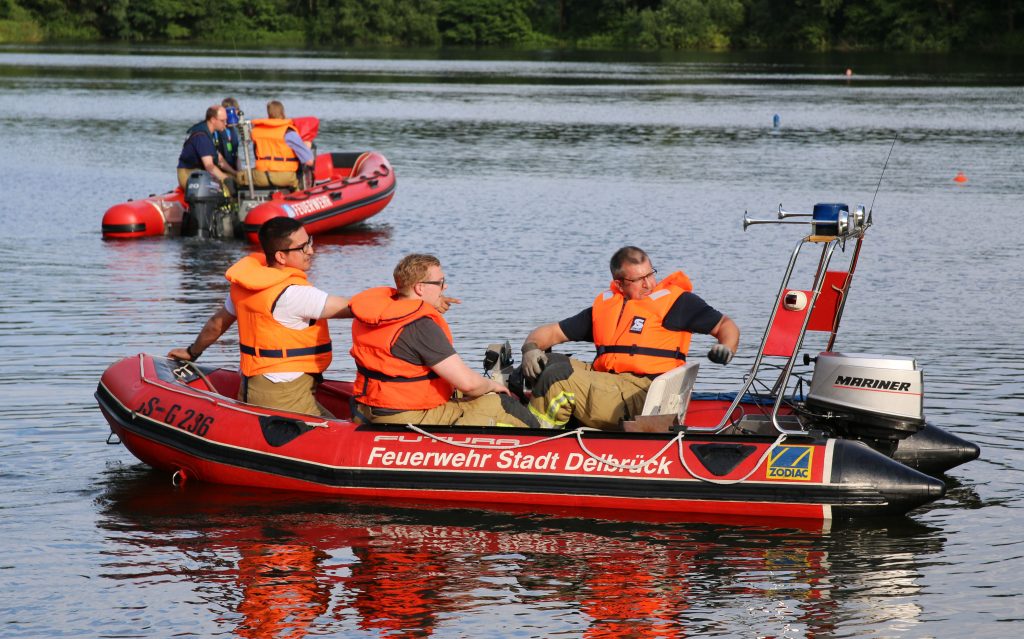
[707,344,734,365]
[521,342,549,381]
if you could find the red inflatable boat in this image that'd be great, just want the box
[95,353,945,522]
[95,200,978,522]
[102,117,395,242]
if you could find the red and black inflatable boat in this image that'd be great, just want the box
[101,150,393,243]
[96,353,945,522]
[95,200,977,522]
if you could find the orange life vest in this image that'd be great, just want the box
[591,270,694,375]
[250,118,299,173]
[349,287,454,410]
[226,253,332,377]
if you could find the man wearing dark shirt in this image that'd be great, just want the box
[349,254,539,428]
[177,105,238,189]
[520,246,739,430]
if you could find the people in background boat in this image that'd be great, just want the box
[237,99,315,190]
[167,217,352,417]
[177,104,239,190]
[349,254,540,428]
[520,246,739,430]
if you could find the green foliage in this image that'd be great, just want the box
[438,0,533,46]
[0,0,1021,51]
[308,0,440,47]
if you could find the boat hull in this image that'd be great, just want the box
[101,190,187,239]
[100,151,394,241]
[95,355,946,522]
[241,151,395,243]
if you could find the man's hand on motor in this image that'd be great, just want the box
[521,342,548,381]
[707,343,734,365]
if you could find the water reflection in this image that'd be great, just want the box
[96,468,945,637]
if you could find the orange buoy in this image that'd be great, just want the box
[954,171,968,183]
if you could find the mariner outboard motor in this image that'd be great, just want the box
[182,171,233,238]
[805,351,925,452]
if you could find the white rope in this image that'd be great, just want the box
[402,422,586,449]
[572,429,685,472]
[676,431,789,485]
[405,422,687,474]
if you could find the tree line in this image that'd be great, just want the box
[2,0,1021,52]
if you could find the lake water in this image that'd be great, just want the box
[0,46,1022,638]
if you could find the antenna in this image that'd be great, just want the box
[868,135,898,223]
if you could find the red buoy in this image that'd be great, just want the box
[953,171,968,183]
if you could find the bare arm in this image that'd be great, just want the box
[200,154,229,182]
[320,294,352,319]
[431,353,510,398]
[522,322,570,351]
[167,305,236,361]
[216,153,238,176]
[710,315,740,352]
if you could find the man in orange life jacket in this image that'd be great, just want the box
[520,246,739,430]
[349,254,540,428]
[239,99,314,189]
[168,217,352,416]
[177,104,239,190]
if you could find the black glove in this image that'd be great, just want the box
[707,344,734,365]
[521,342,548,381]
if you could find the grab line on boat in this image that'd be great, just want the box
[403,422,683,474]
[147,356,331,428]
[676,433,789,484]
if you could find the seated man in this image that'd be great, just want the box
[521,246,739,431]
[177,105,238,190]
[240,100,314,189]
[168,217,352,417]
[350,254,539,428]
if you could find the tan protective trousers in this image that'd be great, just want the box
[355,393,534,428]
[241,373,334,418]
[528,358,652,431]
[235,170,299,189]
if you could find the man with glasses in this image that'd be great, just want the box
[177,104,239,189]
[348,253,539,428]
[168,217,351,416]
[520,246,739,430]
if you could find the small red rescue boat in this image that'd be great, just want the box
[102,117,395,242]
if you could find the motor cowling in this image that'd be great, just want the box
[182,171,231,238]
[806,352,925,441]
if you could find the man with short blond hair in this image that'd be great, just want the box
[349,254,539,428]
[239,100,313,189]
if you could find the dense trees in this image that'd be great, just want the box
[2,0,1021,52]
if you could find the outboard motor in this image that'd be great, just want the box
[182,171,233,238]
[806,352,925,447]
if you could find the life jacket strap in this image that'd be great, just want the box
[356,364,439,383]
[595,345,686,361]
[239,342,332,358]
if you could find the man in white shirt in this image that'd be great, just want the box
[168,217,351,416]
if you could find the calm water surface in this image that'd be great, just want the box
[0,47,1022,638]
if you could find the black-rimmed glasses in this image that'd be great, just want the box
[420,278,446,288]
[620,268,657,284]
[281,237,313,254]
